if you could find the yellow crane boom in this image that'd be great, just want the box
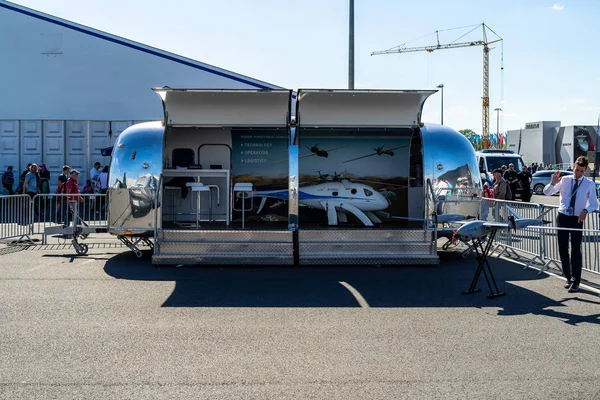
[372,23,502,149]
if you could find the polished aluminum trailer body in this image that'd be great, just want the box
[107,89,481,265]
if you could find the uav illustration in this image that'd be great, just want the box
[302,144,347,159]
[237,178,390,227]
[342,145,409,163]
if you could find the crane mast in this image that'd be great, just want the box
[372,23,501,149]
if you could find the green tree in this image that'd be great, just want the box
[458,129,482,151]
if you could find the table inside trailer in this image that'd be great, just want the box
[162,169,230,225]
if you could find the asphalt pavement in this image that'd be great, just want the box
[1,244,600,399]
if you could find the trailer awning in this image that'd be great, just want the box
[152,89,292,127]
[296,90,435,128]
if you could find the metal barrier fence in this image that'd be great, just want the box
[0,193,107,244]
[0,194,33,242]
[486,198,600,275]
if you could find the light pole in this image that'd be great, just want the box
[494,108,502,147]
[348,0,354,89]
[437,84,444,125]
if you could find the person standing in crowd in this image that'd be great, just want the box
[38,163,50,194]
[56,165,70,223]
[492,169,509,200]
[97,166,109,194]
[22,163,40,219]
[22,164,38,197]
[518,165,532,202]
[97,166,110,215]
[503,163,519,201]
[2,166,14,195]
[38,163,51,218]
[57,165,70,191]
[90,162,101,186]
[543,156,599,293]
[65,169,83,225]
[492,169,510,221]
[16,163,31,194]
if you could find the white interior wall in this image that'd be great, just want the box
[163,128,233,222]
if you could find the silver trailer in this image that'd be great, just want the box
[107,89,481,265]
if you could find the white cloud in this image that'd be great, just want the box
[551,3,564,11]
[570,98,586,103]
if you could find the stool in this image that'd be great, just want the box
[186,183,210,228]
[164,186,182,223]
[233,183,253,229]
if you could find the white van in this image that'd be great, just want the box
[476,149,526,196]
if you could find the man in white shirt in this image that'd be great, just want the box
[89,162,101,186]
[543,156,599,292]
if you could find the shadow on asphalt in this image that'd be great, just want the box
[103,250,600,322]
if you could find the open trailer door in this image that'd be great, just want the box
[294,89,439,265]
[150,89,295,266]
[296,89,434,128]
[152,88,292,127]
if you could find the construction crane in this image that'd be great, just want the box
[372,23,502,149]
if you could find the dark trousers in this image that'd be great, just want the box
[509,184,518,200]
[556,213,584,285]
[3,184,14,195]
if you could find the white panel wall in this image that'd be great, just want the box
[0,120,19,173]
[0,4,279,121]
[89,121,111,168]
[20,120,42,172]
[66,121,88,182]
[42,120,65,190]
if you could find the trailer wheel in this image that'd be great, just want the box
[74,243,89,256]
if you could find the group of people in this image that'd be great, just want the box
[2,162,109,197]
[2,162,109,221]
[483,163,533,202]
[527,162,573,173]
[526,162,552,173]
[2,163,52,197]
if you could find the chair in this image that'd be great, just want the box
[186,183,210,228]
[233,183,253,229]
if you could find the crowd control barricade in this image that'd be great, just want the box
[486,198,600,276]
[487,199,548,263]
[31,193,108,244]
[0,194,33,243]
[534,210,600,275]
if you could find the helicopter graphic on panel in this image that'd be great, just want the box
[342,144,409,163]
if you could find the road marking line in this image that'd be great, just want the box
[339,281,370,308]
[25,260,63,272]
[80,259,95,265]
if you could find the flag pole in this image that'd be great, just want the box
[593,114,600,180]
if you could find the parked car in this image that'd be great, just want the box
[531,170,573,195]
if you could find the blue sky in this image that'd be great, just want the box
[10,0,600,133]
